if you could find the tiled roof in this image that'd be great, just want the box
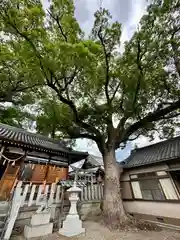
[0,123,88,162]
[122,136,180,168]
[0,123,68,153]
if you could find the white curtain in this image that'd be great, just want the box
[159,178,178,200]
[131,181,143,199]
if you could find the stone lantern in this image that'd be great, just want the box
[59,176,85,237]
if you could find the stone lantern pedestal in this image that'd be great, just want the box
[59,183,85,237]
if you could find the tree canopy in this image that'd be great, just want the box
[0,0,179,226]
[0,0,179,153]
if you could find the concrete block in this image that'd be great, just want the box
[30,212,51,226]
[24,222,53,238]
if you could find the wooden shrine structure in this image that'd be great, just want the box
[68,155,104,184]
[0,123,88,200]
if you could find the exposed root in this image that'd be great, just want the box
[94,213,161,232]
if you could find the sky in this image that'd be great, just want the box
[42,0,161,161]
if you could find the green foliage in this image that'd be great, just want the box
[0,0,179,154]
[35,94,76,147]
[0,104,35,128]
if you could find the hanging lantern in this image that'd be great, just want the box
[12,161,15,166]
[3,159,6,165]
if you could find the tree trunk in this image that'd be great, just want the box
[102,148,128,228]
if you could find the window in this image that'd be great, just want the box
[131,181,142,199]
[157,171,167,176]
[159,178,178,200]
[130,174,138,179]
[131,176,179,201]
[139,179,165,200]
[138,172,156,178]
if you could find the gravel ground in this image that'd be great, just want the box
[11,221,180,240]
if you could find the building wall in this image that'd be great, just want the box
[124,201,180,226]
[124,201,180,219]
[23,164,68,183]
[46,166,68,182]
[121,163,180,227]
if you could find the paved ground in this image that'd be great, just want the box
[11,221,180,240]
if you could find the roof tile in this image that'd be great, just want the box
[122,136,180,168]
[0,123,68,153]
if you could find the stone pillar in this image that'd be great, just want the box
[58,183,85,237]
[24,211,53,238]
[24,194,53,238]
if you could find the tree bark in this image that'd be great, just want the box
[102,148,128,228]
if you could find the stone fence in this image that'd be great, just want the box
[3,181,103,239]
[17,181,104,207]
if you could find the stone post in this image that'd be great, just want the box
[4,182,23,240]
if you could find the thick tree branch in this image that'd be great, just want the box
[111,80,121,102]
[128,133,141,141]
[69,132,98,142]
[132,36,144,110]
[170,27,180,77]
[119,80,125,112]
[159,112,180,120]
[63,68,77,89]
[47,74,101,138]
[115,116,128,142]
[67,127,105,154]
[97,27,110,104]
[123,99,180,142]
[0,82,41,104]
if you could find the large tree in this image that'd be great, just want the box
[0,0,179,227]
